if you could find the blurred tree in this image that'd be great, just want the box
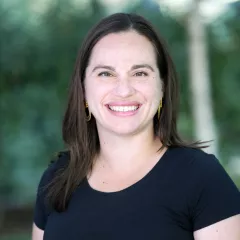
[187,0,218,156]
[0,0,106,207]
[208,4,240,160]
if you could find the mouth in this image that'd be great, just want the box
[107,105,140,112]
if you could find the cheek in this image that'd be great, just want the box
[152,77,163,99]
[84,79,113,104]
[136,77,163,101]
[84,79,97,104]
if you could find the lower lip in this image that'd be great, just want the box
[106,105,140,117]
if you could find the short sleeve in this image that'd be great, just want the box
[33,152,69,230]
[189,153,240,231]
[33,162,56,230]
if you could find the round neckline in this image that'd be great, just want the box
[85,147,172,195]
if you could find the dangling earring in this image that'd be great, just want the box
[157,99,162,119]
[85,101,91,121]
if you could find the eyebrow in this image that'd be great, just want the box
[131,64,155,72]
[91,64,155,73]
[92,65,115,73]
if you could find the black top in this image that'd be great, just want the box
[33,147,240,240]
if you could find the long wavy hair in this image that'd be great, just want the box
[47,13,208,212]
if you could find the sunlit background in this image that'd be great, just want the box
[0,0,239,239]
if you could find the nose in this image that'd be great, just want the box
[113,76,135,98]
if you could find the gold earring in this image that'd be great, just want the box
[158,99,162,119]
[85,102,91,121]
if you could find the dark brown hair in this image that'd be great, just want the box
[47,13,208,212]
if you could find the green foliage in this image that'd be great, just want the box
[0,0,106,205]
[209,10,240,154]
[1,234,30,240]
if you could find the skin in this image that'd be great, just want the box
[32,223,44,240]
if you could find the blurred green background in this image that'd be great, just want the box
[0,0,239,239]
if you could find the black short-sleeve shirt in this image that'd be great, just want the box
[33,147,240,240]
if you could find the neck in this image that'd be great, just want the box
[96,126,162,173]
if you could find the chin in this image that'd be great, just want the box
[107,123,143,136]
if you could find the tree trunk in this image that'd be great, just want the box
[187,0,219,157]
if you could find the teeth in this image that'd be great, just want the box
[109,105,139,112]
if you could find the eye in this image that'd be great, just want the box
[134,71,148,77]
[98,71,113,77]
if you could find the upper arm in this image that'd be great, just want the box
[194,214,240,240]
[32,223,44,240]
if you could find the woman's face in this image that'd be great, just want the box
[84,30,163,136]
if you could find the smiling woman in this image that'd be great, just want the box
[84,30,163,135]
[32,13,240,240]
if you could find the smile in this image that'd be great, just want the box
[108,105,140,112]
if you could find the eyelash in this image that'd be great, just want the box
[97,71,148,77]
[133,71,148,77]
[98,72,113,77]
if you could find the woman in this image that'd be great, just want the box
[32,13,240,240]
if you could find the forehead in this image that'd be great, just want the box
[88,30,157,66]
